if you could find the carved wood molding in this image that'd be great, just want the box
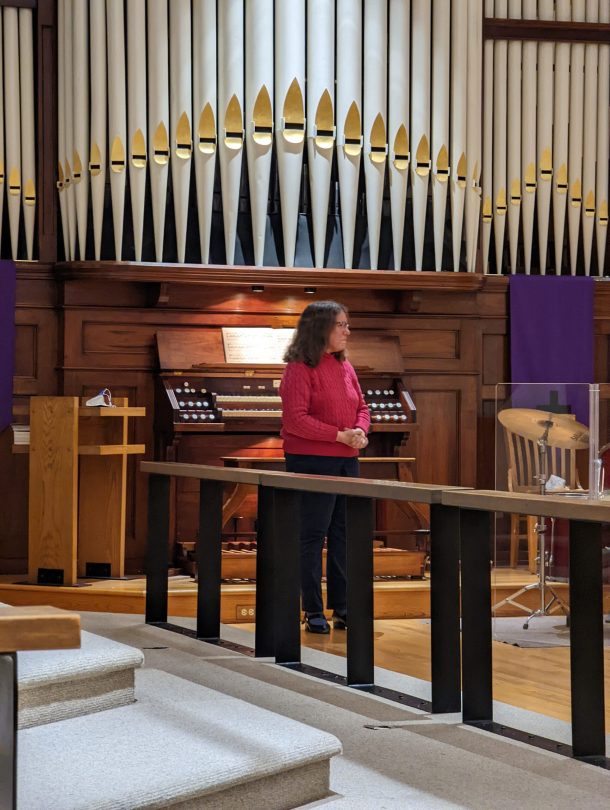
[484,18,610,44]
[56,262,489,293]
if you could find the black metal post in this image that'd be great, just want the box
[273,488,302,665]
[145,474,171,623]
[196,480,224,640]
[0,653,17,810]
[346,496,375,687]
[460,508,493,725]
[255,485,275,657]
[569,519,606,761]
[430,503,461,713]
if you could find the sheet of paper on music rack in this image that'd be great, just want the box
[221,327,295,364]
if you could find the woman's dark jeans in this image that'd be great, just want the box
[284,453,359,616]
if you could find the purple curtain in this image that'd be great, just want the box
[0,261,16,432]
[509,276,594,425]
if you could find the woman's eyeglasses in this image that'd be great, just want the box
[335,321,350,330]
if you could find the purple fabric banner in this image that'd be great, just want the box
[0,261,16,432]
[509,276,594,425]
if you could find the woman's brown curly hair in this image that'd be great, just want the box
[283,300,348,367]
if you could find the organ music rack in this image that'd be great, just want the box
[154,328,425,581]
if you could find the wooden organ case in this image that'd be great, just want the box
[154,328,426,581]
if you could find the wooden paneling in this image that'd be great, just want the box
[407,374,479,487]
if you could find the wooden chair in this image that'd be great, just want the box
[503,422,580,573]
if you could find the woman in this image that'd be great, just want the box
[279,300,370,634]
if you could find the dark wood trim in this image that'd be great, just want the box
[484,18,610,44]
[56,262,488,292]
[36,0,57,262]
[0,1,37,8]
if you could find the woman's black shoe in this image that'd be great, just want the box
[332,611,347,630]
[304,613,330,634]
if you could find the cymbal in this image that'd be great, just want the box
[498,408,589,449]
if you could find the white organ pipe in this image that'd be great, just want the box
[596,0,610,275]
[245,0,273,267]
[506,0,521,274]
[72,0,89,260]
[89,0,106,261]
[582,0,599,275]
[450,0,467,272]
[481,0,493,274]
[307,0,335,268]
[410,0,430,271]
[465,0,482,272]
[493,0,508,274]
[389,0,410,271]
[63,0,76,260]
[432,0,449,272]
[57,0,69,258]
[107,0,127,260]
[336,0,362,269]
[568,1,586,275]
[127,0,147,262]
[19,8,35,260]
[170,0,192,264]
[363,0,388,272]
[218,0,244,266]
[194,0,216,264]
[536,0,554,275]
[521,0,537,274]
[275,1,305,267]
[4,8,21,260]
[147,0,169,263]
[553,0,571,274]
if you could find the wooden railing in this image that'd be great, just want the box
[141,462,610,765]
[0,606,81,810]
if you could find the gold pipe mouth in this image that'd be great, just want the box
[369,113,387,164]
[343,101,362,157]
[131,129,147,168]
[392,125,409,170]
[198,103,217,153]
[252,85,273,146]
[314,89,335,149]
[176,112,193,159]
[482,195,492,223]
[110,136,125,173]
[153,122,170,165]
[282,78,305,144]
[415,135,431,176]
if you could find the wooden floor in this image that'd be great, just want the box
[0,568,560,623]
[235,618,610,727]
[0,568,608,725]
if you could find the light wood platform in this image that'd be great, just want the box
[0,569,568,624]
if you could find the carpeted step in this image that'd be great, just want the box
[18,668,341,810]
[17,629,144,729]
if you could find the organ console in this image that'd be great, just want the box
[154,327,425,580]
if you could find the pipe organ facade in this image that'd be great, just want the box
[0,2,607,274]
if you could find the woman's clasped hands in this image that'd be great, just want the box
[337,427,368,449]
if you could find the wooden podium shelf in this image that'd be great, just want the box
[28,397,145,585]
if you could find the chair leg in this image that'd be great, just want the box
[509,514,519,567]
[527,515,538,574]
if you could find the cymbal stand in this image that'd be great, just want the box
[493,417,570,628]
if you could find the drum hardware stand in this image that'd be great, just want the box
[493,417,570,629]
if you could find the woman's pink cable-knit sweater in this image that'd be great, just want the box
[279,353,371,457]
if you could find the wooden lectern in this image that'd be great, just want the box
[28,396,145,585]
